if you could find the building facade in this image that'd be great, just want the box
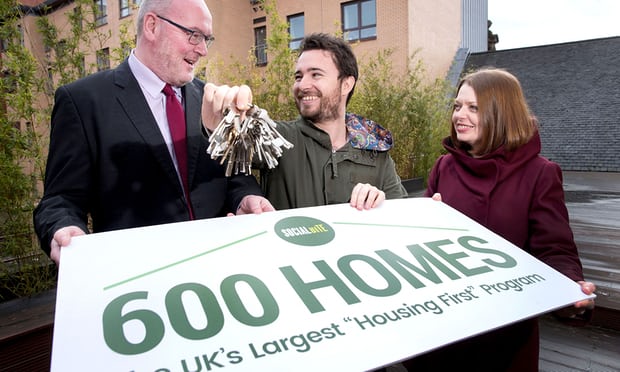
[15,0,483,84]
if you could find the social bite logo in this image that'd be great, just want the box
[274,216,335,246]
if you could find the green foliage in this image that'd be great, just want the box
[37,6,85,84]
[0,0,56,300]
[36,0,118,84]
[349,50,452,180]
[111,21,136,63]
[0,0,138,301]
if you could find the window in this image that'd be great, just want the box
[18,24,24,46]
[119,0,130,18]
[94,0,107,26]
[46,67,54,94]
[97,48,110,71]
[25,122,34,144]
[79,57,86,78]
[119,0,138,18]
[3,70,17,93]
[342,0,376,42]
[254,26,267,66]
[288,13,304,50]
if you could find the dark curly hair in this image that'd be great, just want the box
[298,33,358,104]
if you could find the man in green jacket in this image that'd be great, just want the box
[202,33,407,210]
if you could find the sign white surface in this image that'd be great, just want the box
[51,198,592,372]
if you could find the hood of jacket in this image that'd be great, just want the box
[442,131,542,184]
[346,113,393,151]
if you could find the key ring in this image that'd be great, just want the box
[207,104,293,176]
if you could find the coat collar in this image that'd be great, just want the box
[346,113,394,151]
[443,131,542,182]
[112,60,203,194]
[298,113,395,152]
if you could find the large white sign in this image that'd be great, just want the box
[51,198,593,371]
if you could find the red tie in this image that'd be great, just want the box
[162,84,194,219]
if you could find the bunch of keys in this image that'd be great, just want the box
[207,104,294,176]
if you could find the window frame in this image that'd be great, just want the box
[119,0,130,18]
[254,26,267,66]
[96,47,110,71]
[341,0,377,42]
[94,0,108,26]
[287,13,304,50]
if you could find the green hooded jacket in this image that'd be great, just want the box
[260,113,408,210]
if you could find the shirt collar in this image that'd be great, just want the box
[128,50,181,99]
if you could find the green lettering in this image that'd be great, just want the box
[458,236,517,268]
[280,261,360,314]
[425,239,491,277]
[338,254,401,296]
[166,283,224,340]
[376,243,460,287]
[220,274,279,326]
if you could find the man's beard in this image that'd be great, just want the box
[297,87,343,123]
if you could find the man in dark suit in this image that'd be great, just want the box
[33,0,274,265]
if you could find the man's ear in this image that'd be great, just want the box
[341,76,355,97]
[142,13,159,41]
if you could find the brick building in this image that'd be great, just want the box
[15,0,489,83]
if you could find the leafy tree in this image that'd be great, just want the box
[349,50,451,180]
[0,0,55,299]
[0,0,136,300]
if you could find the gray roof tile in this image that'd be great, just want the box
[464,37,620,172]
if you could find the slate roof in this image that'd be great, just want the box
[463,36,620,172]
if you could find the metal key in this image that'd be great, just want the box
[207,104,293,176]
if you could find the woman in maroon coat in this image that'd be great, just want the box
[402,68,596,371]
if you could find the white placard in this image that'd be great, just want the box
[51,198,592,371]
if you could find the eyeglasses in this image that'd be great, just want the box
[156,15,215,48]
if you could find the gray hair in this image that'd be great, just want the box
[136,0,171,38]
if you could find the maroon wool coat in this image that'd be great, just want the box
[403,132,584,372]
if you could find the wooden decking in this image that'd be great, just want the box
[563,172,620,314]
[0,289,55,371]
[539,312,620,372]
[537,171,620,371]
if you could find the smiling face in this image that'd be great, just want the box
[293,49,352,124]
[140,0,213,86]
[452,83,482,154]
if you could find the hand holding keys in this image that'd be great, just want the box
[207,104,293,176]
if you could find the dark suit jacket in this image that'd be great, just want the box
[33,60,263,254]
